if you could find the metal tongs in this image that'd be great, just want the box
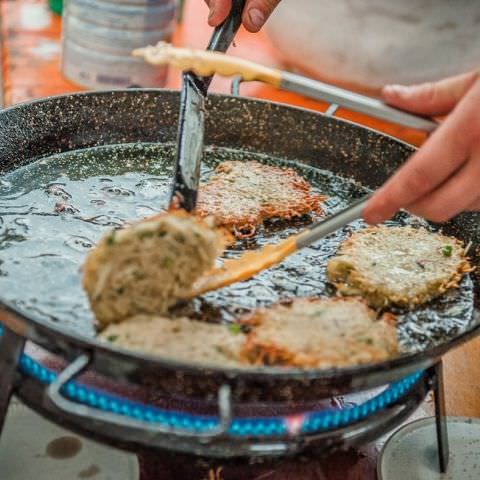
[134,43,439,297]
[135,42,438,133]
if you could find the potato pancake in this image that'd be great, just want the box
[241,297,398,368]
[83,211,225,328]
[327,226,472,308]
[197,160,326,238]
[100,315,246,367]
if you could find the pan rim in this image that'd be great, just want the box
[0,88,479,386]
[0,87,418,152]
[2,298,480,382]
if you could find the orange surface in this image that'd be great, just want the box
[1,1,480,478]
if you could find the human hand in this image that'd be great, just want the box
[364,71,480,224]
[204,0,281,33]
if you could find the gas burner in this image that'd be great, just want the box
[0,399,139,480]
[0,324,442,462]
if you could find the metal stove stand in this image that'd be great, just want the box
[0,323,448,470]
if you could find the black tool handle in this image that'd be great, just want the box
[170,0,246,211]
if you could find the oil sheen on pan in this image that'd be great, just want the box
[0,143,474,354]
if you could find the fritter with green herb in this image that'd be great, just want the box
[100,315,246,367]
[327,226,472,308]
[83,211,225,327]
[241,297,398,368]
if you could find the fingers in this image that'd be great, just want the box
[405,152,480,222]
[364,116,469,223]
[382,70,479,116]
[205,0,281,32]
[466,196,480,212]
[243,0,281,32]
[205,0,232,27]
[364,75,480,224]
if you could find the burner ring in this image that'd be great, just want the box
[14,339,425,438]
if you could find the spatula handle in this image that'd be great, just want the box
[296,196,371,249]
[139,46,437,133]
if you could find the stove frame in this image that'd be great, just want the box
[0,293,449,470]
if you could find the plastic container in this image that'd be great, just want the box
[65,12,175,54]
[62,39,168,88]
[66,0,176,30]
[61,0,177,89]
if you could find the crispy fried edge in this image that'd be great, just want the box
[196,161,326,238]
[326,227,474,308]
[239,297,398,368]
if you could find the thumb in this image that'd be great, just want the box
[382,71,479,116]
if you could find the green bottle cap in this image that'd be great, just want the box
[48,0,63,16]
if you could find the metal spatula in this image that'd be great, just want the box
[183,196,369,298]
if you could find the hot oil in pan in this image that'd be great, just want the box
[0,144,474,352]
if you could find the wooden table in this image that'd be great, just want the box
[1,1,480,479]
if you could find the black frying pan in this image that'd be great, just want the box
[0,88,479,405]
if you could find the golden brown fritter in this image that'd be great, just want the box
[240,297,398,368]
[197,160,326,238]
[83,211,225,328]
[327,226,472,308]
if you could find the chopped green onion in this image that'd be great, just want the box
[441,245,453,257]
[138,230,155,240]
[107,230,116,246]
[107,335,119,342]
[229,323,242,335]
[161,257,174,268]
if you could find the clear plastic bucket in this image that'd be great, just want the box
[61,0,177,89]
